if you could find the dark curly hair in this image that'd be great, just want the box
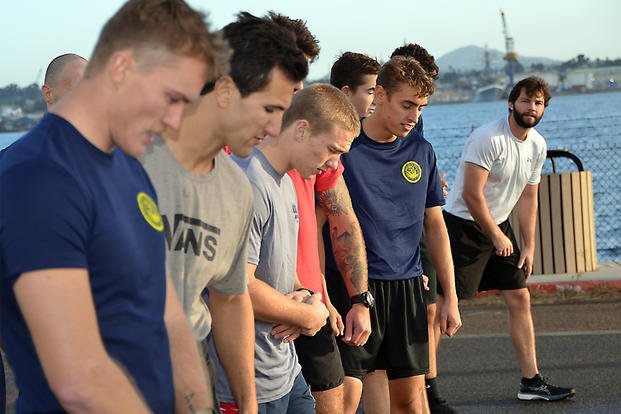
[330,52,380,91]
[391,43,439,80]
[508,76,551,107]
[267,11,320,62]
[219,12,308,97]
[377,56,435,97]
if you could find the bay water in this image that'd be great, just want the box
[2,91,620,262]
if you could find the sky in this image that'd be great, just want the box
[1,0,619,87]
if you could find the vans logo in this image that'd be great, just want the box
[162,213,219,261]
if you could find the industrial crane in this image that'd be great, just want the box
[500,9,518,88]
[34,68,43,87]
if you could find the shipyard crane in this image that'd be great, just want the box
[34,68,43,87]
[500,9,518,88]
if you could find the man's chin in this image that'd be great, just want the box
[228,145,253,158]
[119,145,145,158]
[514,112,540,128]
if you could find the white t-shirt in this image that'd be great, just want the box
[445,116,547,223]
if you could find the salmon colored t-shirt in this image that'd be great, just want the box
[287,161,344,302]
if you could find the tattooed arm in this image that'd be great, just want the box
[317,175,371,346]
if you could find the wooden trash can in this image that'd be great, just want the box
[509,171,597,275]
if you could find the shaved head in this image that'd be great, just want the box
[42,53,88,108]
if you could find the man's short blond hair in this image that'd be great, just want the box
[86,0,225,79]
[282,83,360,137]
[377,56,435,97]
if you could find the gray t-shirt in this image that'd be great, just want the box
[215,147,301,404]
[141,138,252,341]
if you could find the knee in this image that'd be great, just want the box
[391,388,427,413]
[389,378,427,412]
[343,377,363,413]
[504,289,531,311]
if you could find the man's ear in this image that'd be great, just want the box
[41,85,53,105]
[107,50,134,87]
[213,76,237,108]
[340,85,352,96]
[293,119,310,142]
[374,85,387,103]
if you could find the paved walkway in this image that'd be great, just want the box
[440,300,621,413]
[2,262,620,412]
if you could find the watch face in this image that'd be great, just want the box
[351,291,375,308]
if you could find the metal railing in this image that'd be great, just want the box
[547,149,584,172]
[430,137,621,264]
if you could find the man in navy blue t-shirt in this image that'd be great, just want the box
[0,1,222,412]
[361,43,458,414]
[323,56,462,413]
[0,51,87,414]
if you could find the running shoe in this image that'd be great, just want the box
[429,395,459,414]
[517,374,575,401]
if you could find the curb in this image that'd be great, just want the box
[527,279,621,293]
[474,279,621,298]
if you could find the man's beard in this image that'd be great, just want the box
[512,108,542,128]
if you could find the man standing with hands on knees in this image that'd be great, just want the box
[442,76,575,402]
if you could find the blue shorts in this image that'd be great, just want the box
[258,373,315,414]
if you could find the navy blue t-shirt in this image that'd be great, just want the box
[0,114,173,413]
[324,124,444,281]
[413,116,424,137]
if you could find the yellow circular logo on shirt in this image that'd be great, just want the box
[137,192,164,231]
[402,161,422,183]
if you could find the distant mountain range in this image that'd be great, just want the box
[436,45,561,73]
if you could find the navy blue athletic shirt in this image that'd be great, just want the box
[0,114,173,413]
[324,123,444,281]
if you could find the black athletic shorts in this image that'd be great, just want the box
[419,230,438,305]
[326,269,429,381]
[441,211,527,300]
[295,319,345,391]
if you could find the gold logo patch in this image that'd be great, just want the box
[137,192,164,231]
[402,161,422,183]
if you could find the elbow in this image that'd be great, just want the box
[48,362,106,411]
[51,379,97,412]
[462,190,476,209]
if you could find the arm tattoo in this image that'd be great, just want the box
[185,393,196,413]
[330,223,368,292]
[318,183,350,217]
[319,178,368,293]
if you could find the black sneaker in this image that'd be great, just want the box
[428,395,459,414]
[517,374,576,401]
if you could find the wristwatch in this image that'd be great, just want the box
[296,287,314,296]
[350,291,375,308]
